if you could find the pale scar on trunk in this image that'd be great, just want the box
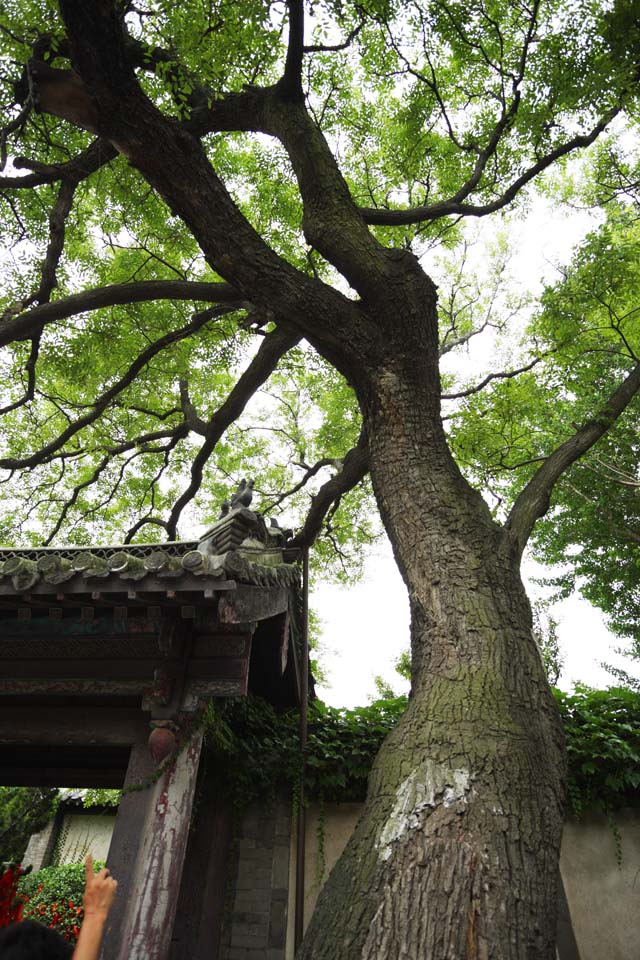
[376,759,472,861]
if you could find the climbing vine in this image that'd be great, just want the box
[9,685,638,939]
[203,688,640,818]
[203,695,407,808]
[554,686,640,817]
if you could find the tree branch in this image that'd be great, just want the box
[262,456,339,512]
[0,305,233,469]
[504,361,640,558]
[124,515,172,544]
[277,0,305,101]
[0,137,115,189]
[0,279,241,346]
[0,99,33,172]
[360,108,619,226]
[3,176,79,326]
[179,378,207,435]
[303,16,365,54]
[441,356,542,400]
[289,429,369,548]
[53,0,362,369]
[0,335,40,415]
[165,326,300,537]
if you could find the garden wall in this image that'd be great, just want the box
[560,809,640,960]
[23,809,114,872]
[285,803,640,960]
[24,802,640,960]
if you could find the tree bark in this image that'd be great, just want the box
[299,306,566,960]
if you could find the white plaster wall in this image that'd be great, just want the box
[22,819,57,872]
[561,810,640,960]
[37,801,640,959]
[57,813,116,864]
[286,803,362,960]
[286,803,640,960]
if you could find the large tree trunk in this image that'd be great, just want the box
[299,342,566,959]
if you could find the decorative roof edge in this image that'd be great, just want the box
[0,491,299,593]
[0,547,299,592]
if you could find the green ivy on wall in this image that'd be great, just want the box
[13,685,639,940]
[203,687,640,818]
[204,694,408,807]
[554,686,640,817]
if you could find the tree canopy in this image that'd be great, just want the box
[0,0,637,584]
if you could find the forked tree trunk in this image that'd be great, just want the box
[299,354,566,960]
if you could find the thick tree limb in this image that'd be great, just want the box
[289,429,369,548]
[165,326,300,537]
[0,138,116,189]
[360,109,619,226]
[25,5,388,333]
[277,0,305,101]
[0,305,232,469]
[0,279,240,346]
[26,60,100,133]
[504,361,640,558]
[52,0,364,373]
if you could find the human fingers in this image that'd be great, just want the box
[85,854,94,883]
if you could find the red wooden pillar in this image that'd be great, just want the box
[100,728,204,960]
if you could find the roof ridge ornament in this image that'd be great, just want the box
[201,478,292,555]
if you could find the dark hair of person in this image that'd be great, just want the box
[0,920,73,959]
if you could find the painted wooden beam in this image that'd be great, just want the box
[0,706,149,745]
[218,584,288,623]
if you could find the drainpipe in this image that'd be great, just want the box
[294,546,309,953]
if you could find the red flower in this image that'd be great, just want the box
[0,864,25,928]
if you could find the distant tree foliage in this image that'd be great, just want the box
[0,788,58,864]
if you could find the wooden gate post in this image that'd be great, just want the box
[100,739,156,960]
[100,728,204,960]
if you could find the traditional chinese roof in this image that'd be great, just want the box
[0,507,300,598]
[0,505,306,786]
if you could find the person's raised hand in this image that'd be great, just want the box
[82,854,117,918]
